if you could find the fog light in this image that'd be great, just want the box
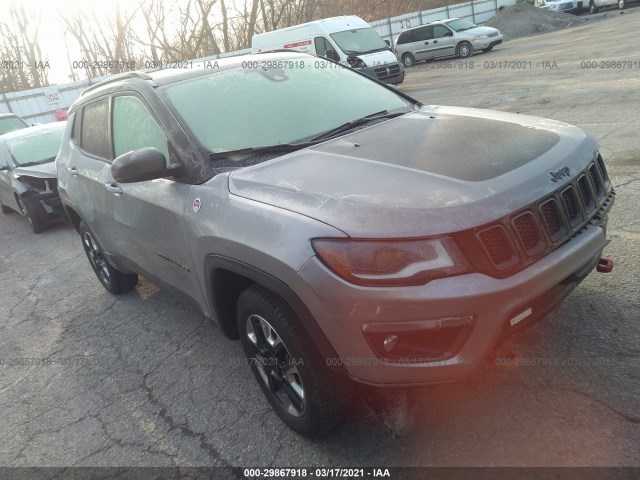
[383,335,399,353]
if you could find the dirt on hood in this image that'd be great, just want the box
[486,2,589,40]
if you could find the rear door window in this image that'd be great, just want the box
[413,26,434,42]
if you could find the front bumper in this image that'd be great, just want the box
[292,220,610,386]
[472,36,503,50]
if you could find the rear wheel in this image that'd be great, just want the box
[79,221,138,294]
[457,41,474,58]
[402,53,416,68]
[237,285,353,438]
[17,196,45,233]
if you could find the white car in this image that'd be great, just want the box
[394,18,503,67]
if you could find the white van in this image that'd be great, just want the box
[251,16,404,85]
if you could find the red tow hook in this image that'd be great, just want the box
[597,257,614,273]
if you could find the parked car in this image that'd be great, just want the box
[0,122,67,233]
[394,18,503,67]
[0,113,28,135]
[57,53,614,437]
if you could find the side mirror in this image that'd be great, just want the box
[325,49,340,62]
[111,147,172,183]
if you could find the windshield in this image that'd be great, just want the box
[162,58,412,155]
[445,19,478,32]
[329,27,388,55]
[7,126,66,166]
[0,116,28,135]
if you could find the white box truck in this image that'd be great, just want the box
[251,16,404,85]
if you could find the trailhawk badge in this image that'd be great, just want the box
[192,198,202,213]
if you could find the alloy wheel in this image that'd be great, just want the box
[245,314,305,417]
[82,231,111,287]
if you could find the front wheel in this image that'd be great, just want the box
[79,221,138,294]
[457,41,474,58]
[237,285,353,438]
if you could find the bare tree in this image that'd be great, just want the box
[0,3,49,93]
[61,2,141,78]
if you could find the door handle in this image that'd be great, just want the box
[67,166,78,176]
[104,182,123,195]
[433,40,438,44]
[424,41,429,45]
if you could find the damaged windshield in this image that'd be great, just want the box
[162,58,412,155]
[7,124,66,166]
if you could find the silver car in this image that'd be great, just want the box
[395,18,503,67]
[57,52,614,438]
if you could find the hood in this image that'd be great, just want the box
[13,161,57,179]
[355,49,399,65]
[229,106,597,237]
[466,26,500,35]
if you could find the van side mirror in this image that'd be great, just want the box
[111,147,173,183]
[325,49,340,62]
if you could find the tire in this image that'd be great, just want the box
[618,0,624,8]
[16,196,45,233]
[237,285,353,438]
[589,1,599,12]
[457,41,474,59]
[402,53,416,68]
[1,201,12,214]
[79,221,138,294]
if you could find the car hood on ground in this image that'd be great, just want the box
[13,161,57,179]
[228,106,597,237]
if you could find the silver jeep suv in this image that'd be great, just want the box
[56,52,614,437]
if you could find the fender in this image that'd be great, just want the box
[204,255,344,372]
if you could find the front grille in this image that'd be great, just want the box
[540,198,566,241]
[561,186,582,227]
[589,164,604,199]
[577,175,595,213]
[477,157,613,271]
[375,64,401,79]
[488,31,499,38]
[478,226,515,267]
[513,212,543,253]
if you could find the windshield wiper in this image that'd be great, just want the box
[16,157,55,167]
[210,142,319,161]
[308,110,407,142]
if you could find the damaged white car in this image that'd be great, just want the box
[0,122,67,233]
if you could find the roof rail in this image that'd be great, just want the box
[82,71,155,96]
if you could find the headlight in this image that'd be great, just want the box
[312,237,471,286]
[473,34,489,41]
